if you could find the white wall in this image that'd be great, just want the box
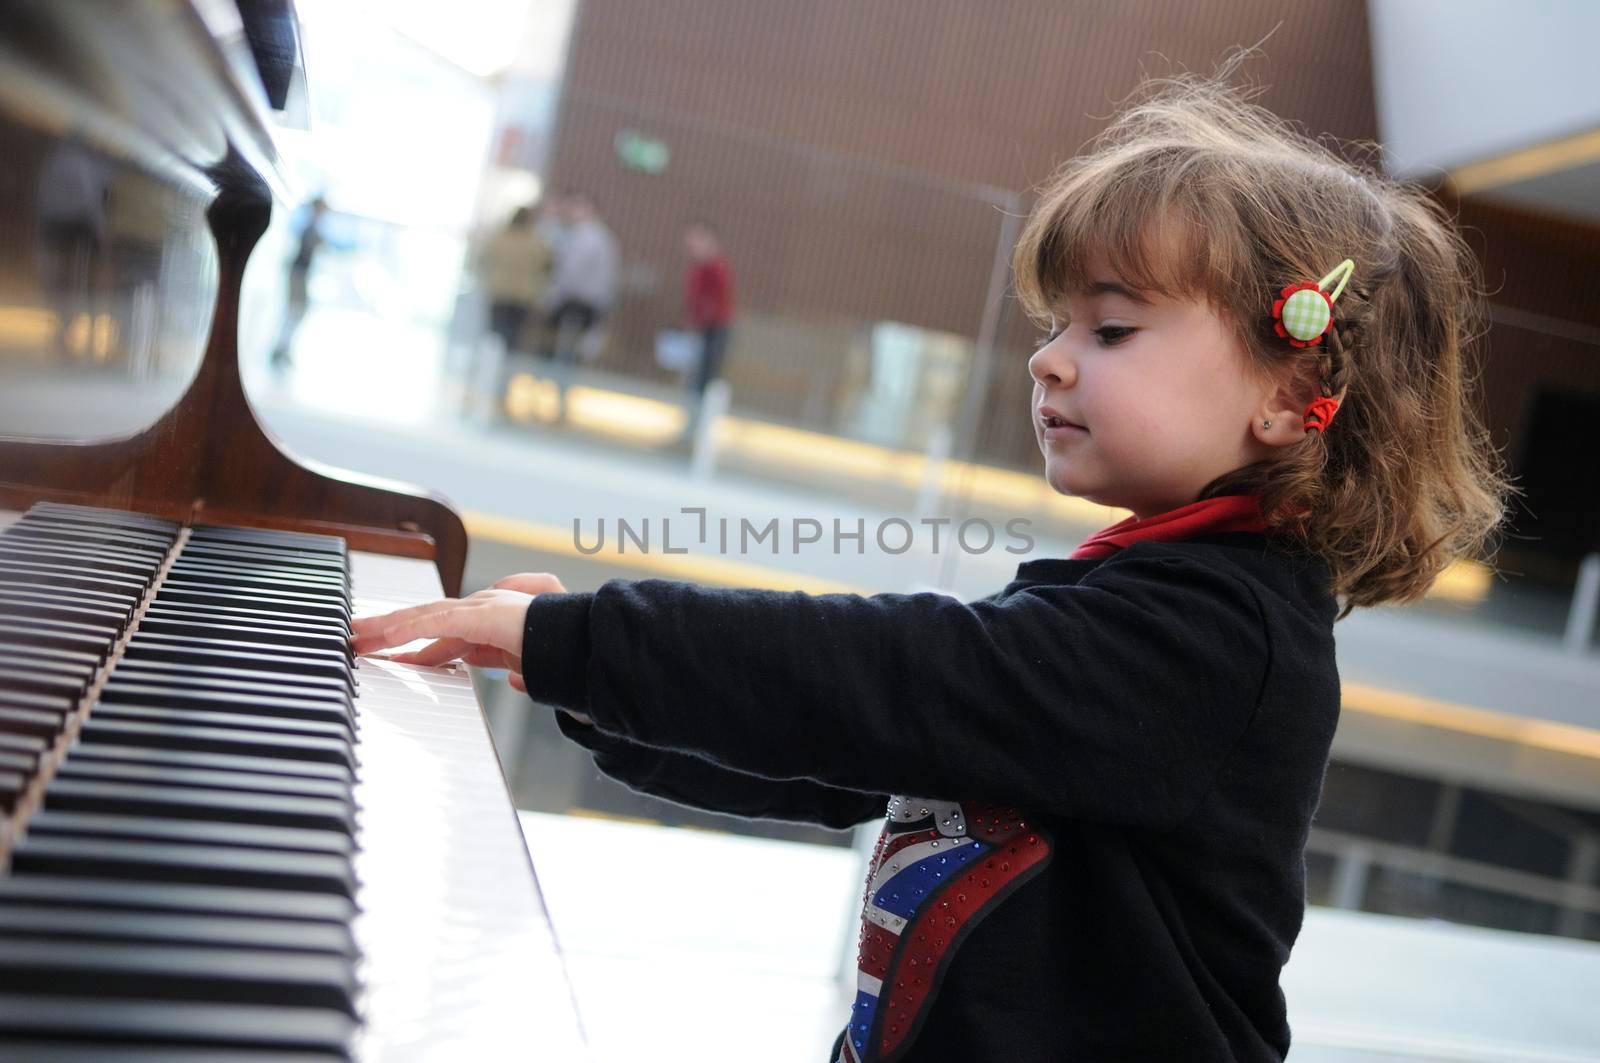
[1367,0,1600,177]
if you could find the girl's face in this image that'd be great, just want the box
[1028,254,1271,519]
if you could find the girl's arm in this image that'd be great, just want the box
[353,552,1280,830]
[517,553,1275,830]
[350,574,884,829]
[552,708,887,830]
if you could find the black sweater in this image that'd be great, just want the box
[520,532,1341,1062]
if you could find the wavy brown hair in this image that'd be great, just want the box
[1012,75,1510,613]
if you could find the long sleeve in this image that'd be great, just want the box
[553,709,886,829]
[521,549,1269,830]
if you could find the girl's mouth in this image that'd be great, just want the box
[1040,408,1087,440]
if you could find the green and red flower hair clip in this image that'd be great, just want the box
[1272,258,1355,349]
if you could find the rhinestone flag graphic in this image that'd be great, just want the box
[838,798,1053,1062]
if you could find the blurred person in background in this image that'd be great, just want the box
[36,140,112,359]
[675,219,736,446]
[270,195,329,372]
[476,203,552,358]
[538,191,618,419]
[535,187,569,258]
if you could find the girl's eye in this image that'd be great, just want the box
[1093,326,1135,346]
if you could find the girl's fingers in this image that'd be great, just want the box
[353,588,534,659]
[389,637,470,667]
[351,600,462,655]
[508,671,526,693]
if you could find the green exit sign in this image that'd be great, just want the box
[615,129,670,174]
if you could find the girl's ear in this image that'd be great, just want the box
[1251,364,1320,450]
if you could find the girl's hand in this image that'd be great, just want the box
[350,572,567,693]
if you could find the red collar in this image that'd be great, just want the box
[1070,495,1267,560]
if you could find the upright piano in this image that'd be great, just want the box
[0,2,587,1058]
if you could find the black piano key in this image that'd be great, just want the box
[144,601,350,638]
[0,656,96,688]
[0,578,137,610]
[0,938,357,1013]
[123,638,353,692]
[1,527,167,562]
[6,527,171,560]
[0,704,70,739]
[0,876,354,924]
[0,667,87,699]
[0,659,95,694]
[181,540,349,572]
[167,550,342,576]
[14,511,173,540]
[0,590,132,630]
[0,770,25,813]
[0,648,99,677]
[0,750,38,775]
[9,837,357,897]
[0,540,164,578]
[0,685,74,709]
[28,502,179,532]
[53,758,353,802]
[63,742,353,785]
[0,1044,345,1062]
[103,664,354,709]
[0,623,109,662]
[100,678,351,719]
[169,555,346,588]
[164,567,348,604]
[0,614,118,644]
[0,561,149,597]
[189,524,344,554]
[156,580,350,623]
[76,718,355,768]
[40,778,356,833]
[26,810,353,856]
[134,616,352,660]
[9,510,170,540]
[126,631,349,668]
[91,701,354,743]
[0,904,354,955]
[0,733,48,755]
[0,1000,354,1058]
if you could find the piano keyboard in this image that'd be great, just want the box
[0,503,586,1060]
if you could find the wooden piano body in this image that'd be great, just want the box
[0,2,586,1058]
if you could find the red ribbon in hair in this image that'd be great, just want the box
[1303,396,1340,433]
[1070,494,1267,560]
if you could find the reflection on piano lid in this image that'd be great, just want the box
[0,1,587,1058]
[0,504,588,1059]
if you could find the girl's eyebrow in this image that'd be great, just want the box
[1084,280,1154,306]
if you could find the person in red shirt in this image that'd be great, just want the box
[679,220,735,443]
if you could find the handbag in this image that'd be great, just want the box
[654,328,701,371]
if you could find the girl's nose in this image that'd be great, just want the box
[1028,342,1076,390]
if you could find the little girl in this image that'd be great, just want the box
[354,77,1507,1062]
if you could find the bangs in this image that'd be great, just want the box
[1012,150,1244,322]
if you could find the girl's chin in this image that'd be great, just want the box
[1043,466,1123,511]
